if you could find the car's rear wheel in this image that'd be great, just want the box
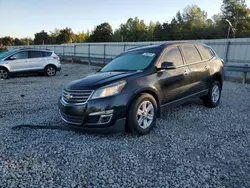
[202,80,222,108]
[0,68,9,79]
[44,65,56,76]
[127,93,157,135]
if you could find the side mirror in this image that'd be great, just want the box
[160,61,176,70]
[9,56,16,61]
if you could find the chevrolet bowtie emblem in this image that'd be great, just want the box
[65,94,73,100]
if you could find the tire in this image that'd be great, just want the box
[127,93,158,135]
[0,68,9,79]
[202,80,222,108]
[44,65,56,76]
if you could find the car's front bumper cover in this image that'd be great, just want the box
[58,93,131,133]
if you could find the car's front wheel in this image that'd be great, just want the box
[44,65,57,76]
[202,80,222,108]
[0,68,9,79]
[127,93,157,135]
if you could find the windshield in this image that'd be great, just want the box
[100,50,159,72]
[0,50,16,59]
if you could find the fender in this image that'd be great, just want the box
[126,86,162,117]
[0,65,10,72]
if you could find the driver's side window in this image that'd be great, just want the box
[161,47,184,67]
[9,51,28,60]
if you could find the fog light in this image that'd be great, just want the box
[99,114,112,124]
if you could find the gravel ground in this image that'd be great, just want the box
[0,63,250,188]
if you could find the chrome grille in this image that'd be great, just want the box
[62,89,93,104]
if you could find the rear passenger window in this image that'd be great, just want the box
[29,51,43,58]
[182,45,202,64]
[43,52,52,57]
[161,47,184,67]
[196,45,214,60]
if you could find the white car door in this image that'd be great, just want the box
[6,51,29,72]
[28,51,45,70]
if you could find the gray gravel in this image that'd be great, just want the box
[0,63,250,188]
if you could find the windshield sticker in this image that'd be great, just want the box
[142,53,155,57]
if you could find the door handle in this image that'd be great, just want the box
[184,71,189,75]
[205,66,209,70]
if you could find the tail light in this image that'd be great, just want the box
[53,56,60,61]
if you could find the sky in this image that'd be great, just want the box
[0,0,249,38]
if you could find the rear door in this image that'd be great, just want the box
[180,44,210,94]
[5,51,29,72]
[196,44,216,87]
[157,46,192,104]
[28,51,45,70]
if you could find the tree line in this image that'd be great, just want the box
[1,0,250,47]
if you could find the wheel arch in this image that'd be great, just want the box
[0,65,9,72]
[213,73,223,86]
[127,88,161,118]
[44,64,57,70]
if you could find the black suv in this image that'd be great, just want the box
[58,42,223,135]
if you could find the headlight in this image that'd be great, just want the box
[91,80,127,99]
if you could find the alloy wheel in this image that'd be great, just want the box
[47,67,56,76]
[212,85,220,103]
[0,69,8,79]
[137,101,154,129]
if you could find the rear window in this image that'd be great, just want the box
[196,45,215,60]
[29,51,43,58]
[182,45,202,64]
[43,51,52,57]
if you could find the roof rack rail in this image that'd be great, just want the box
[17,47,52,51]
[126,43,159,51]
[126,45,149,51]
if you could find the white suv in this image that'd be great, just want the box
[0,48,61,79]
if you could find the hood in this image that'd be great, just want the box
[65,71,139,90]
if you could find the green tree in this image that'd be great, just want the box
[89,23,113,42]
[212,13,223,25]
[182,4,208,38]
[1,36,14,46]
[116,17,148,42]
[147,21,156,41]
[34,30,49,45]
[153,22,163,41]
[112,29,122,42]
[221,0,250,37]
[48,29,60,44]
[56,27,75,44]
[20,38,33,45]
[74,31,88,43]
[14,38,23,45]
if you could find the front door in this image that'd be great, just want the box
[156,46,192,104]
[5,51,29,72]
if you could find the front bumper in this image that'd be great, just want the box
[58,93,131,133]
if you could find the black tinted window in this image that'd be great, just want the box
[10,51,28,60]
[161,47,184,67]
[182,45,202,64]
[101,50,159,72]
[29,51,43,58]
[196,45,214,60]
[43,52,52,57]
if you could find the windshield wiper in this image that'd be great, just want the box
[110,69,136,72]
